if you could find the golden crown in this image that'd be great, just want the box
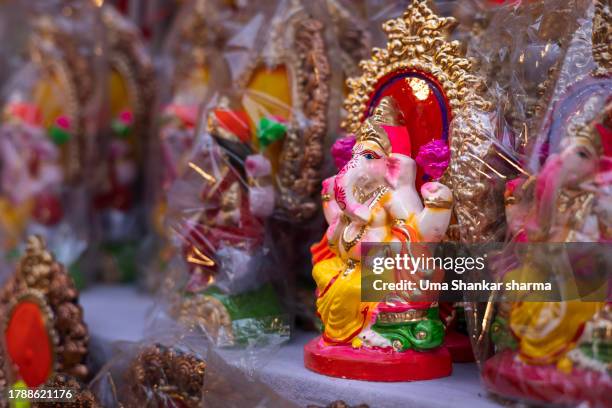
[355,97,402,155]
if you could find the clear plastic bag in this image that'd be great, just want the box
[88,4,155,284]
[154,0,332,352]
[144,0,237,292]
[90,319,296,407]
[463,0,593,142]
[0,1,104,279]
[468,2,612,405]
[160,122,291,350]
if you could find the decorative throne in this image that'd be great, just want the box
[304,0,496,381]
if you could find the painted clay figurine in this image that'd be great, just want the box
[167,1,330,346]
[484,98,611,407]
[0,6,97,269]
[305,0,497,379]
[305,97,454,381]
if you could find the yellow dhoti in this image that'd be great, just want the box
[313,256,372,344]
[510,301,603,365]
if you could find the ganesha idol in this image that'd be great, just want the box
[482,8,612,399]
[165,1,330,346]
[484,97,612,407]
[304,0,498,380]
[304,97,454,381]
[0,106,64,243]
[169,129,285,346]
[0,11,97,264]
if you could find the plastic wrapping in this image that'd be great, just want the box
[154,0,332,352]
[145,0,234,291]
[161,131,291,348]
[468,1,612,406]
[89,4,155,283]
[324,0,372,118]
[0,1,104,276]
[90,319,296,407]
[210,0,331,222]
[157,0,237,191]
[464,0,593,141]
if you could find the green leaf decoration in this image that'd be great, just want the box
[112,118,132,138]
[256,116,286,148]
[48,125,71,145]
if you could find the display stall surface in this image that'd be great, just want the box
[259,335,498,408]
[81,284,154,371]
[81,285,499,408]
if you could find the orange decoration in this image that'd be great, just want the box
[212,109,251,143]
[7,103,43,126]
[310,235,335,265]
[5,300,53,388]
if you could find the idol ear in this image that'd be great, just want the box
[385,154,402,189]
[385,154,416,189]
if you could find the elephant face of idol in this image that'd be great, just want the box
[333,139,416,222]
[557,137,600,187]
[535,135,602,215]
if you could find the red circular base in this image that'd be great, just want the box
[304,336,452,382]
[444,330,475,363]
[483,351,612,407]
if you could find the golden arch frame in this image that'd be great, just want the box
[343,0,499,243]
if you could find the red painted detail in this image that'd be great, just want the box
[212,109,251,143]
[5,301,53,388]
[483,351,612,407]
[304,336,452,382]
[32,192,64,226]
[316,273,340,299]
[367,69,450,191]
[443,329,475,363]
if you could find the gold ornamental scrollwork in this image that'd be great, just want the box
[126,343,207,408]
[38,373,101,407]
[343,0,499,243]
[0,236,89,384]
[232,5,331,221]
[593,0,611,75]
[102,5,155,151]
[29,16,94,183]
[343,0,492,132]
[171,293,234,345]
